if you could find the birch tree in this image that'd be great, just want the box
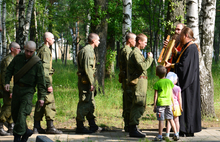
[122,0,132,44]
[24,0,35,42]
[2,0,6,58]
[199,0,216,117]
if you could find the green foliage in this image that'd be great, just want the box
[105,49,117,70]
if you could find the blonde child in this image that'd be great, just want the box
[165,72,183,138]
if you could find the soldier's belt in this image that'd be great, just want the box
[16,82,31,87]
[139,76,148,79]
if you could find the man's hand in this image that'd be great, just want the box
[153,106,156,113]
[48,86,53,92]
[163,39,169,48]
[38,100,44,107]
[90,85,94,91]
[164,61,171,68]
[5,84,10,92]
[9,93,12,98]
[148,52,153,58]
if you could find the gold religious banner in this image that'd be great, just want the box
[158,35,176,66]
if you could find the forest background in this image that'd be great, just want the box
[0,0,219,130]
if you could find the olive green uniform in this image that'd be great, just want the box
[0,54,14,124]
[34,44,56,121]
[118,45,133,127]
[5,53,46,135]
[128,47,153,125]
[76,44,96,122]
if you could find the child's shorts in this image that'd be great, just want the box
[156,106,173,121]
[172,105,181,117]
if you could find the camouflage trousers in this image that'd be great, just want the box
[129,78,148,126]
[34,91,56,121]
[12,85,34,135]
[76,80,96,122]
[122,79,133,127]
[0,90,13,124]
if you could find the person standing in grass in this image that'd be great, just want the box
[127,33,153,138]
[75,33,101,134]
[5,41,47,142]
[153,65,179,141]
[0,42,20,136]
[165,72,183,138]
[118,33,136,132]
[33,32,62,134]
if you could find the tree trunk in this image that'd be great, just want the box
[65,40,68,66]
[24,0,35,43]
[91,0,108,94]
[165,0,185,36]
[122,0,132,44]
[199,0,216,117]
[2,0,7,58]
[85,13,91,44]
[0,0,2,61]
[16,0,25,50]
[30,3,38,47]
[186,0,200,46]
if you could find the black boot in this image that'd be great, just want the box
[7,123,14,135]
[33,121,46,134]
[124,117,130,132]
[0,122,10,136]
[76,120,92,134]
[46,120,63,134]
[14,133,21,142]
[129,125,146,138]
[20,128,33,142]
[88,119,100,132]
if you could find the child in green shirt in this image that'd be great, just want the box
[153,65,179,141]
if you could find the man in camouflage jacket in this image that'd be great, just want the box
[118,33,136,132]
[33,32,62,134]
[0,42,20,136]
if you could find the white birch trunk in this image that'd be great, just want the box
[85,13,91,44]
[186,0,200,46]
[199,0,216,117]
[122,0,132,44]
[2,0,6,58]
[24,0,35,43]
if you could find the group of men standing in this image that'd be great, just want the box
[0,32,62,142]
[119,33,153,138]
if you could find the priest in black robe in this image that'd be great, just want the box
[165,27,201,137]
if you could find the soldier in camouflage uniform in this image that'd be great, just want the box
[0,42,20,136]
[127,33,153,138]
[5,41,47,142]
[76,33,100,134]
[33,32,62,134]
[119,33,136,132]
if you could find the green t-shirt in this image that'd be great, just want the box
[153,78,174,106]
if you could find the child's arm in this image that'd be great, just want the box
[171,92,176,111]
[178,91,183,112]
[153,90,158,113]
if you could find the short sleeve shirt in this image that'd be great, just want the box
[154,78,174,106]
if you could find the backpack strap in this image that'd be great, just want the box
[14,55,41,83]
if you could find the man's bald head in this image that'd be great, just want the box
[24,41,36,59]
[43,32,53,40]
[43,32,55,46]
[25,41,36,50]
[9,42,20,50]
